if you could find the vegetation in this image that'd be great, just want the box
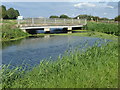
[1,5,8,19]
[1,5,20,19]
[2,40,118,88]
[49,15,59,18]
[7,8,20,19]
[87,22,119,36]
[49,14,70,19]
[49,14,113,23]
[75,15,99,21]
[60,14,70,19]
[114,15,120,21]
[1,20,29,41]
[74,14,110,21]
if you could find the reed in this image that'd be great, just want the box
[87,22,119,36]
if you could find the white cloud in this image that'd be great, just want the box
[74,3,96,8]
[103,13,107,15]
[105,5,114,8]
[74,2,115,9]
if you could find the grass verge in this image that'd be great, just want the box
[1,21,30,41]
[87,22,119,36]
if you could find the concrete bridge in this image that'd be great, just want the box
[18,18,87,33]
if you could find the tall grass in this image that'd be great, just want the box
[1,21,29,41]
[87,22,119,36]
[2,41,118,88]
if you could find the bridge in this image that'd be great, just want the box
[18,18,87,33]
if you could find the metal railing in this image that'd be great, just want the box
[18,18,87,27]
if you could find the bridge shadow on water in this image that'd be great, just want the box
[26,27,86,34]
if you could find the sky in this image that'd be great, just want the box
[1,1,119,19]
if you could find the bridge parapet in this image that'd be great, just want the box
[17,18,87,27]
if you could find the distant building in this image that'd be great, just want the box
[17,16,23,20]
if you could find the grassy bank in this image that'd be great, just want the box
[2,40,118,88]
[87,22,119,36]
[1,20,30,41]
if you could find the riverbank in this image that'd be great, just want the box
[1,20,30,42]
[2,39,118,88]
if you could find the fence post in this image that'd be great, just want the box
[17,19,20,25]
[55,18,56,24]
[85,19,87,25]
[17,19,20,27]
[64,19,66,25]
[32,18,34,25]
[72,19,73,24]
[44,18,46,24]
[79,19,81,24]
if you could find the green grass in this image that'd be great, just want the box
[1,21,30,41]
[2,40,118,88]
[87,22,119,36]
[2,20,17,24]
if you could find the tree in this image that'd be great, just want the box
[115,15,120,21]
[60,14,70,19]
[93,16,100,21]
[7,8,20,19]
[7,8,17,19]
[99,17,109,20]
[75,15,93,20]
[15,10,20,17]
[1,5,8,19]
[49,15,59,18]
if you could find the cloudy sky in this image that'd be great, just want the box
[2,1,119,19]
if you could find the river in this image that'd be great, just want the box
[2,35,111,68]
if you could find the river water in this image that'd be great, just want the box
[2,35,111,68]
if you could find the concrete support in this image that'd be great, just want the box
[67,27,72,31]
[22,29,27,33]
[44,28,50,33]
[67,31,72,34]
[44,35,50,38]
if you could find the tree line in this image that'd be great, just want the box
[1,5,20,19]
[50,14,120,21]
[114,15,120,21]
[49,14,70,19]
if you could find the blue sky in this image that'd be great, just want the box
[2,2,119,19]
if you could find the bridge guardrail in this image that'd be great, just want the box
[17,18,87,27]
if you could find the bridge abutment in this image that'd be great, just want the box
[22,29,27,33]
[44,28,50,33]
[67,27,72,31]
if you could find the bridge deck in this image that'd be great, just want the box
[20,25,84,30]
[18,18,87,32]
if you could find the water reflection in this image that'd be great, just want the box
[2,39,23,50]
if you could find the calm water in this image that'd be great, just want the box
[2,35,111,68]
